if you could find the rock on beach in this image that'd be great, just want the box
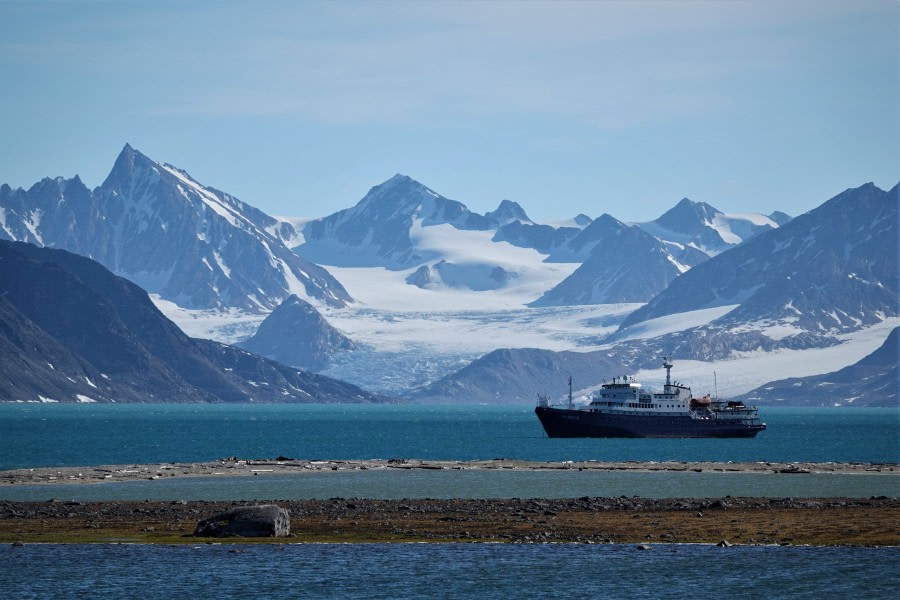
[193,504,290,538]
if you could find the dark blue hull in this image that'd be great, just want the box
[535,406,765,438]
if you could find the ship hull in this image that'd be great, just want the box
[535,406,765,439]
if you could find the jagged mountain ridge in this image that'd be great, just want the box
[618,182,898,338]
[0,144,352,312]
[293,173,786,300]
[0,240,388,403]
[635,197,787,255]
[528,214,701,306]
[297,174,497,268]
[239,295,357,372]
[396,181,897,406]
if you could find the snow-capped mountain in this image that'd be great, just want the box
[239,295,357,371]
[734,327,897,407]
[528,214,703,306]
[485,199,532,225]
[296,174,497,268]
[394,182,897,406]
[617,182,897,341]
[0,240,387,403]
[635,198,788,255]
[294,174,583,295]
[0,144,352,312]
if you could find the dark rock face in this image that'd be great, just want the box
[193,505,290,538]
[0,240,390,403]
[0,144,352,312]
[406,265,435,289]
[239,295,357,372]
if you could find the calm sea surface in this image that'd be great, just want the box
[1,404,897,501]
[1,543,896,599]
[2,404,897,597]
[1,404,897,469]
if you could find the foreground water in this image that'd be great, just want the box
[2,469,897,502]
[2,404,897,470]
[3,405,897,597]
[2,543,896,599]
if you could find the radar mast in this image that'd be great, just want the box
[663,356,674,389]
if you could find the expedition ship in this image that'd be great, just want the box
[535,357,765,438]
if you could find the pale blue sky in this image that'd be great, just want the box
[1,0,897,222]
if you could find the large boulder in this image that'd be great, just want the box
[193,505,290,538]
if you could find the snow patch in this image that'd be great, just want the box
[632,318,898,397]
[617,305,739,341]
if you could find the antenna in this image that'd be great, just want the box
[714,371,718,401]
[663,355,673,388]
[568,375,573,409]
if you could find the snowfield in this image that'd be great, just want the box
[154,260,898,400]
[629,318,899,398]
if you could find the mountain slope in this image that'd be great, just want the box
[635,198,786,255]
[618,182,898,339]
[297,174,497,268]
[529,214,698,306]
[0,292,111,403]
[734,328,898,407]
[0,144,352,312]
[0,240,387,403]
[409,347,626,404]
[239,295,357,371]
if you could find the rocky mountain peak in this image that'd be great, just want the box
[657,198,721,232]
[573,214,592,227]
[239,294,357,371]
[0,144,354,312]
[486,199,531,225]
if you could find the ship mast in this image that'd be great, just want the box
[663,356,674,391]
[568,375,573,409]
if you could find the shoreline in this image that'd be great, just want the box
[2,458,897,486]
[2,496,897,546]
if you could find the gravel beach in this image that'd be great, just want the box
[1,496,897,546]
[2,458,895,486]
[1,459,897,546]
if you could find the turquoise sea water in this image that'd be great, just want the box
[2,469,897,502]
[1,543,897,599]
[2,404,897,597]
[2,404,897,501]
[1,404,897,470]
